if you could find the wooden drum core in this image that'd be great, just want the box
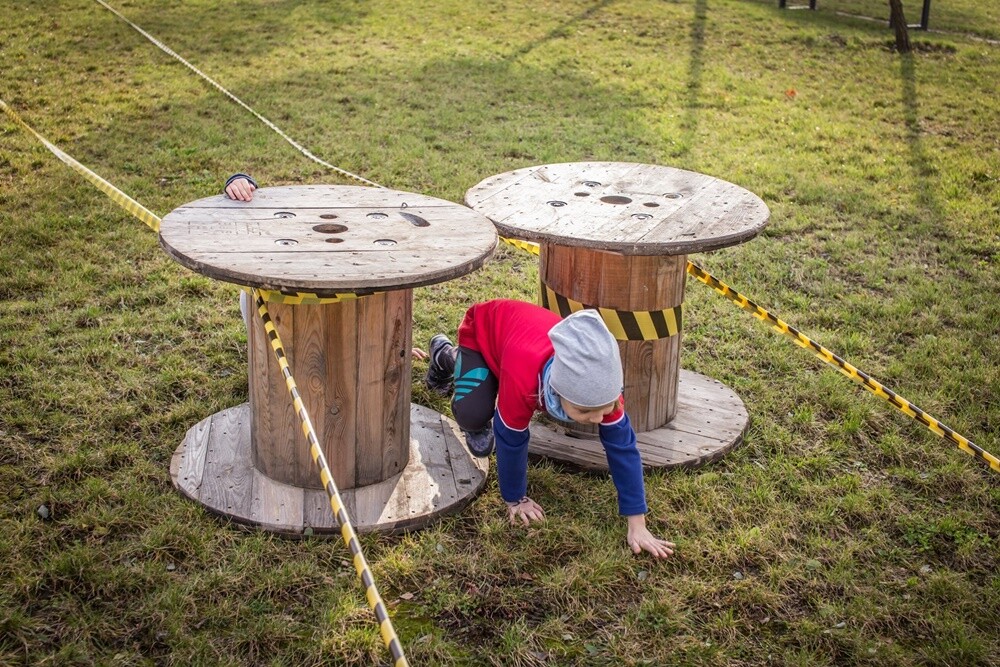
[540,246,686,432]
[248,291,411,490]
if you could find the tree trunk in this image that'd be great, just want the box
[889,0,912,52]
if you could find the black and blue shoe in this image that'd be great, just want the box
[425,334,456,396]
[462,424,495,458]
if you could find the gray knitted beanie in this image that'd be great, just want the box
[548,309,623,408]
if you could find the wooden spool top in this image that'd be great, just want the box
[160,185,498,295]
[465,162,769,255]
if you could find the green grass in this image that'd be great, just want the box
[2,0,999,665]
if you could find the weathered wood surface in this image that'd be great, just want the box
[170,403,488,535]
[160,185,497,294]
[465,162,768,255]
[540,245,687,432]
[527,370,748,471]
[249,292,412,490]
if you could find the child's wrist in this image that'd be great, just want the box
[506,496,530,508]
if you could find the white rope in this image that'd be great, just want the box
[93,0,384,188]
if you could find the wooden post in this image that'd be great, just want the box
[540,245,687,433]
[249,291,411,490]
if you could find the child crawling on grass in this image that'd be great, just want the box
[425,300,675,559]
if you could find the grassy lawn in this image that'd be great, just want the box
[2,0,998,665]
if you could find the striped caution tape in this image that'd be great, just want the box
[93,0,380,189]
[250,288,378,306]
[540,283,682,342]
[1,99,369,306]
[498,238,996,474]
[685,262,1000,474]
[4,97,408,662]
[1,99,161,233]
[508,238,682,341]
[500,237,541,256]
[252,290,408,667]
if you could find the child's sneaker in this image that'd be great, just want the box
[462,424,494,458]
[425,334,456,396]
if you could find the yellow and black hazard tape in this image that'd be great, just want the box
[250,288,377,306]
[2,99,161,233]
[253,290,409,667]
[685,262,1000,474]
[1,99,369,306]
[4,98,408,663]
[500,237,542,256]
[540,283,682,342]
[499,237,997,474]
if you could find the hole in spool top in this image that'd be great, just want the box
[600,195,632,205]
[574,192,590,197]
[274,211,296,218]
[374,239,397,246]
[274,238,298,246]
[547,200,567,207]
[319,213,338,219]
[312,223,348,234]
[663,192,683,199]
[582,181,601,187]
[367,212,389,219]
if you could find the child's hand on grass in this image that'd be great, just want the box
[626,515,675,559]
[507,496,545,526]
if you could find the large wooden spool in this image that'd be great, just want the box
[160,185,498,534]
[467,162,770,469]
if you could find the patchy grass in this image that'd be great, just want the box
[1,0,998,665]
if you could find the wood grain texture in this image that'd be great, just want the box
[159,186,497,293]
[170,403,487,535]
[175,407,255,516]
[324,298,358,489]
[527,369,748,471]
[249,293,410,490]
[466,162,769,255]
[250,301,312,486]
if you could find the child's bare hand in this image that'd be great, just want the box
[225,177,256,201]
[506,496,545,526]
[626,515,675,559]
[411,347,429,361]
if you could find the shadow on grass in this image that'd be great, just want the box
[679,0,709,162]
[505,0,617,61]
[210,54,666,199]
[103,0,371,61]
[898,51,943,230]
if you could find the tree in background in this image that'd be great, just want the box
[889,0,912,52]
